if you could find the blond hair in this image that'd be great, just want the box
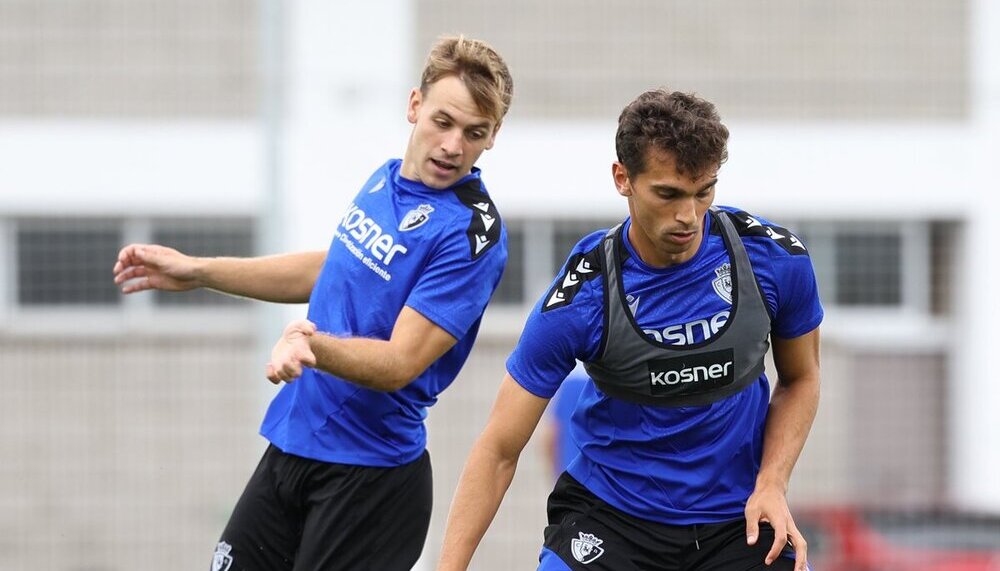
[420,35,513,126]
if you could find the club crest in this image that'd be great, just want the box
[712,263,732,303]
[399,204,434,232]
[571,532,605,564]
[212,541,233,571]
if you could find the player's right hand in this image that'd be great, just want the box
[112,244,203,294]
[266,320,318,384]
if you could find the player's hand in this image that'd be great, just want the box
[745,484,808,570]
[113,244,202,293]
[266,320,318,384]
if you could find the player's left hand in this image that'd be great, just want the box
[266,319,318,384]
[745,484,808,570]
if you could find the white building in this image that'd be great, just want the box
[0,1,996,568]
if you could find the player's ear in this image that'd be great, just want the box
[484,122,501,150]
[406,88,422,125]
[613,162,632,197]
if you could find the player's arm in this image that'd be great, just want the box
[265,306,458,391]
[745,327,820,570]
[437,374,549,571]
[542,413,560,481]
[113,244,325,303]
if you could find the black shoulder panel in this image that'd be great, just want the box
[541,243,603,312]
[712,209,810,256]
[453,179,503,260]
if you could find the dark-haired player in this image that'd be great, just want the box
[438,89,821,571]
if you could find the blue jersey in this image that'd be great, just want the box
[549,371,589,476]
[507,206,822,525]
[262,159,507,467]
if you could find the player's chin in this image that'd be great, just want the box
[423,174,460,189]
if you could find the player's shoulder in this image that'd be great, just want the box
[440,175,505,261]
[541,228,608,313]
[711,205,810,258]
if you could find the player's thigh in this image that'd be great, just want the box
[692,519,798,571]
[213,446,301,571]
[293,450,433,571]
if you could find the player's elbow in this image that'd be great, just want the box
[480,434,524,475]
[380,362,426,392]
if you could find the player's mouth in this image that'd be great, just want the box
[430,158,458,174]
[665,230,697,246]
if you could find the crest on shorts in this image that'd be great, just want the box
[712,262,732,303]
[571,532,605,564]
[399,204,434,231]
[212,541,233,571]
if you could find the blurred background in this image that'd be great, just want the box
[1,0,998,569]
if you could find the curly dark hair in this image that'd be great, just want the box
[615,89,729,178]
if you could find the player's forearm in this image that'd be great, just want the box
[755,373,820,491]
[307,334,418,391]
[196,251,325,303]
[437,444,519,571]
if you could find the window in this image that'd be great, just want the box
[152,219,255,307]
[552,219,617,274]
[491,217,620,307]
[8,216,256,310]
[493,222,525,305]
[834,231,902,306]
[791,219,957,315]
[929,221,957,316]
[17,219,123,306]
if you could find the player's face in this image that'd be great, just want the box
[401,75,499,189]
[613,148,718,267]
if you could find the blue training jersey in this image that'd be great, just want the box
[507,206,823,525]
[261,158,507,467]
[549,371,589,476]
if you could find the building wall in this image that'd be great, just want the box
[415,0,968,121]
[0,335,261,570]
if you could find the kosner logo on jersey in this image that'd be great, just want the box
[643,310,730,346]
[335,203,411,282]
[648,349,735,396]
[339,203,409,263]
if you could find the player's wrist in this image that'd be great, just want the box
[752,473,789,495]
[187,255,217,289]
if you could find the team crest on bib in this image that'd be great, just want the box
[212,541,233,571]
[399,204,434,231]
[571,532,605,564]
[712,263,732,303]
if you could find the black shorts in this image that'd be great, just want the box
[540,473,799,571]
[210,444,432,571]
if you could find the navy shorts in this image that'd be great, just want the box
[210,444,432,571]
[539,472,802,571]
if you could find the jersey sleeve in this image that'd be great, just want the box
[770,252,824,339]
[719,207,825,340]
[405,224,507,340]
[506,236,605,399]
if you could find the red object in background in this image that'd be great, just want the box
[796,506,1000,571]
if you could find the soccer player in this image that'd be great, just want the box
[113,36,512,571]
[437,89,822,571]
